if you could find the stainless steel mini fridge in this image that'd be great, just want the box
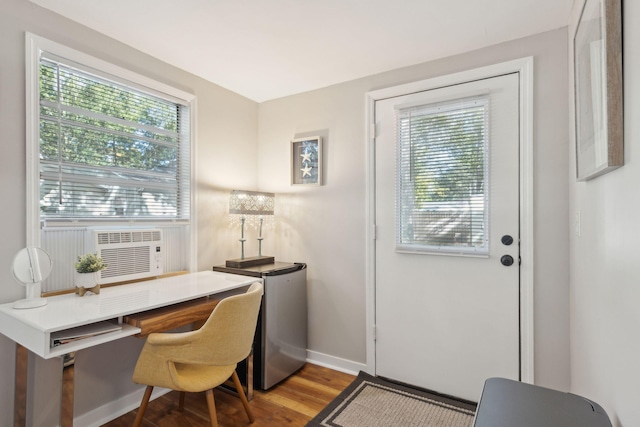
[212,262,307,389]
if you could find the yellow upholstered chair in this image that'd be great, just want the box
[132,282,263,427]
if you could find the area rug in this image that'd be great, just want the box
[306,372,476,427]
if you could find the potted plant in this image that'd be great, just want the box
[74,252,108,295]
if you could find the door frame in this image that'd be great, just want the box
[364,57,535,384]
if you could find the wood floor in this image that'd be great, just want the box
[101,363,355,427]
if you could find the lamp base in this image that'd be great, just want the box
[225,256,275,268]
[13,297,48,310]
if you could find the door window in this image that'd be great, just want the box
[396,96,489,255]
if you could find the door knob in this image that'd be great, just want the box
[501,235,514,246]
[500,255,514,266]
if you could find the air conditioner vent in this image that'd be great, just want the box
[100,246,152,279]
[95,230,162,246]
[86,229,163,284]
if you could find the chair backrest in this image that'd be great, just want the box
[179,282,263,366]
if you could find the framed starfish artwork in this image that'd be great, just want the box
[291,136,322,185]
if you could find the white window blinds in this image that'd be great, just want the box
[38,55,191,220]
[396,96,489,255]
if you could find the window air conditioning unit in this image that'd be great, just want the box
[85,229,164,285]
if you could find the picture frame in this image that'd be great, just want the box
[573,0,623,181]
[291,136,322,185]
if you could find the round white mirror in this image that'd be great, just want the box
[12,247,52,309]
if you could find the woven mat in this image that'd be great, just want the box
[306,372,476,427]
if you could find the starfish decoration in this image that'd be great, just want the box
[300,152,312,163]
[301,165,312,177]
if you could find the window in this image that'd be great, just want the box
[396,96,489,255]
[38,56,190,220]
[26,34,194,236]
[26,34,196,276]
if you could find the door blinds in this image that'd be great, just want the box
[396,96,489,255]
[38,55,191,221]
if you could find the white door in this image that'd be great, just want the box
[375,73,520,402]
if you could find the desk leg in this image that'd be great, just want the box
[13,347,75,426]
[61,353,76,427]
[14,344,27,427]
[246,350,253,401]
[220,351,253,401]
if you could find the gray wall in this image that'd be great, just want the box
[258,27,571,391]
[0,0,258,424]
[1,0,578,424]
[569,1,640,425]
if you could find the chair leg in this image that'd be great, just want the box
[205,389,219,427]
[133,385,154,427]
[178,391,186,412]
[231,370,255,423]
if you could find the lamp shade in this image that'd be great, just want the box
[229,190,275,216]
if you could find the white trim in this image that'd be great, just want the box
[73,386,171,427]
[189,98,198,272]
[25,33,198,272]
[364,95,377,376]
[83,355,362,427]
[31,34,195,105]
[518,57,535,384]
[306,350,366,376]
[25,33,41,247]
[364,57,535,384]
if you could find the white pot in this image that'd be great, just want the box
[75,271,99,288]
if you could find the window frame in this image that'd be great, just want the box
[25,33,197,266]
[395,96,490,256]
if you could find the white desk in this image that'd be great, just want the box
[0,270,260,426]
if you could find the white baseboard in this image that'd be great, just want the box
[306,350,369,376]
[74,386,170,427]
[75,352,366,426]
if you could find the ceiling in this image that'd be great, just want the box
[30,0,573,102]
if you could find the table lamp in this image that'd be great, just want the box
[227,190,275,268]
